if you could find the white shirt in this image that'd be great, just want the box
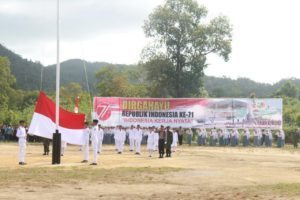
[91,125,99,145]
[134,128,143,141]
[98,128,104,141]
[16,126,26,139]
[83,127,90,145]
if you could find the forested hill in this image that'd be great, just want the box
[1,43,299,98]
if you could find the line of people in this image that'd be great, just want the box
[197,128,285,148]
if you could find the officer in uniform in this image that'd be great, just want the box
[16,120,27,165]
[90,119,99,165]
[158,125,166,158]
[166,126,173,157]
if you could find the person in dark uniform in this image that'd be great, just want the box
[293,129,299,148]
[158,125,166,158]
[178,126,184,145]
[43,138,51,155]
[166,126,173,158]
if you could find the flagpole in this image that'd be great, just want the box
[53,0,61,165]
[56,0,60,129]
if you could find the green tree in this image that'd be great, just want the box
[0,56,16,123]
[142,0,232,97]
[275,81,299,98]
[95,65,147,97]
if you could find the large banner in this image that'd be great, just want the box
[93,97,282,128]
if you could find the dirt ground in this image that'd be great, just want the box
[1,143,300,200]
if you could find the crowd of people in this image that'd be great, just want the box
[4,120,296,166]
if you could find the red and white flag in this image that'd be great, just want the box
[28,92,85,145]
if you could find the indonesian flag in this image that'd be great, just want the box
[28,91,85,145]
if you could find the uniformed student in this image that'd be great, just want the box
[147,127,156,157]
[16,120,27,165]
[243,128,250,147]
[166,126,173,157]
[171,128,178,152]
[158,125,166,158]
[197,128,201,146]
[97,124,104,154]
[201,128,207,146]
[81,122,90,163]
[186,128,193,146]
[114,125,126,154]
[61,140,67,156]
[128,125,135,151]
[253,129,259,147]
[219,129,224,146]
[178,126,184,145]
[90,119,99,165]
[134,125,143,155]
[267,128,273,147]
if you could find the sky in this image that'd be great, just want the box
[0,0,299,84]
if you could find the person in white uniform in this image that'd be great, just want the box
[90,119,99,165]
[82,122,90,163]
[134,125,143,155]
[97,124,104,154]
[16,120,27,165]
[128,125,135,151]
[154,127,159,151]
[171,129,178,152]
[147,127,156,157]
[114,125,126,154]
[61,141,67,156]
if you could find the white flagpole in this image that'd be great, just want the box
[55,0,60,129]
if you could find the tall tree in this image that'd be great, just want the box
[141,0,232,97]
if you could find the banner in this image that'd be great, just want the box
[93,97,282,128]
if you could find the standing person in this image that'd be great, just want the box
[218,129,224,146]
[267,128,273,147]
[257,128,262,147]
[186,128,193,146]
[147,127,156,157]
[90,119,99,165]
[178,127,184,145]
[243,128,250,147]
[134,125,143,155]
[16,120,27,165]
[202,128,207,146]
[197,128,201,146]
[81,122,90,163]
[280,129,285,148]
[158,125,166,158]
[42,138,50,155]
[128,125,136,152]
[166,126,173,157]
[61,141,67,156]
[253,128,259,147]
[154,127,159,151]
[4,125,13,142]
[171,128,178,152]
[223,129,229,146]
[97,124,104,154]
[114,125,126,154]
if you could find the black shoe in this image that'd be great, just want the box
[90,163,97,165]
[43,153,46,155]
[19,162,22,165]
[97,152,100,154]
[118,152,122,154]
[81,160,88,163]
[130,150,133,152]
[136,152,140,155]
[61,154,64,156]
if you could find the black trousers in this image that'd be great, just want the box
[178,135,183,145]
[166,143,171,156]
[159,139,165,155]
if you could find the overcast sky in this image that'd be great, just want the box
[0,0,299,84]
